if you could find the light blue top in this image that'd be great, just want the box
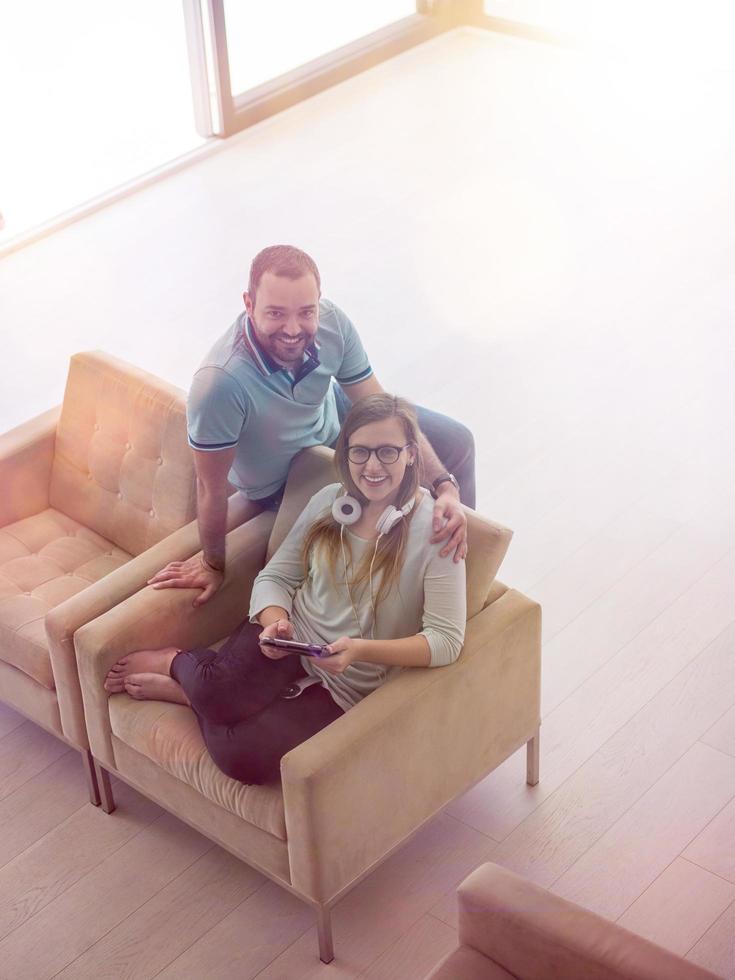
[248,484,467,712]
[187,299,373,499]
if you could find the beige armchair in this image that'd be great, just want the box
[426,862,720,980]
[0,351,199,804]
[75,446,541,963]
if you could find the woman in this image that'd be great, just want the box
[104,394,466,783]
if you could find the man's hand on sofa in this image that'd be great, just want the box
[430,490,468,563]
[148,555,224,606]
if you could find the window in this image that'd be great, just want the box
[225,1,417,95]
[0,1,204,243]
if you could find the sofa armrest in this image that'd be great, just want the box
[46,516,203,749]
[47,492,274,750]
[281,589,541,904]
[73,512,274,769]
[457,863,719,980]
[0,406,60,526]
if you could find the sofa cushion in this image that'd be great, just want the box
[49,351,197,557]
[109,696,287,840]
[0,508,130,688]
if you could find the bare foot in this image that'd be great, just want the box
[104,672,127,694]
[104,647,178,692]
[124,673,190,706]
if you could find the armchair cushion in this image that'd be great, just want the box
[108,696,286,840]
[0,508,129,688]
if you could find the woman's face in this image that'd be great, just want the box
[346,416,416,507]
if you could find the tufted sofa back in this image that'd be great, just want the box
[49,351,197,556]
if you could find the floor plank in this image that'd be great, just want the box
[687,901,735,979]
[0,750,87,871]
[0,704,25,741]
[702,705,735,760]
[254,813,495,979]
[0,809,210,980]
[155,880,313,980]
[360,914,457,980]
[684,796,735,885]
[0,721,70,802]
[530,499,678,643]
[549,742,735,917]
[56,845,265,980]
[490,618,735,886]
[540,524,735,716]
[617,858,735,957]
[0,780,161,944]
[449,551,735,843]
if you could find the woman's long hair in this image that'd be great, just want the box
[302,393,423,612]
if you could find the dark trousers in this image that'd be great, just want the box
[333,383,476,508]
[171,620,343,784]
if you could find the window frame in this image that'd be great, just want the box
[183,0,483,139]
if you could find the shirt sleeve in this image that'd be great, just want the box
[187,366,247,452]
[332,304,374,386]
[419,550,467,667]
[249,485,337,621]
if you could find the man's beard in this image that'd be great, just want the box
[267,333,306,366]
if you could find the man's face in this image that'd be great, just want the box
[244,271,320,368]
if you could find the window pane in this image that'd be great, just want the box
[0,1,204,242]
[225,0,416,95]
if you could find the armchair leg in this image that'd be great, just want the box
[526,727,540,786]
[94,760,116,814]
[316,905,334,964]
[80,750,101,806]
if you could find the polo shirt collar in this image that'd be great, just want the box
[242,314,321,379]
[243,315,279,375]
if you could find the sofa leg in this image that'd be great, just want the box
[81,750,101,806]
[526,728,540,786]
[316,905,334,964]
[94,760,116,814]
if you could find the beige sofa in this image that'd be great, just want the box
[426,863,721,980]
[0,351,199,803]
[75,446,541,962]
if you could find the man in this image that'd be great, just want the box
[150,245,475,605]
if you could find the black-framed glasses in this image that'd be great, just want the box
[347,443,413,465]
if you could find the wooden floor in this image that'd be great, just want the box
[1,25,735,979]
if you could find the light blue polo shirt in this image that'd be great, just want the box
[187,299,373,500]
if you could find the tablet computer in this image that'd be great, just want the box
[259,636,331,658]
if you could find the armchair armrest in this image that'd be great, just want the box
[47,494,274,750]
[456,863,719,980]
[281,589,541,904]
[47,516,202,749]
[0,406,60,526]
[73,511,274,768]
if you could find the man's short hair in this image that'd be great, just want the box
[248,245,321,301]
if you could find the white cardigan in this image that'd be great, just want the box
[249,484,466,712]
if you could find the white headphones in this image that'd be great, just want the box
[331,490,416,639]
[331,493,415,533]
